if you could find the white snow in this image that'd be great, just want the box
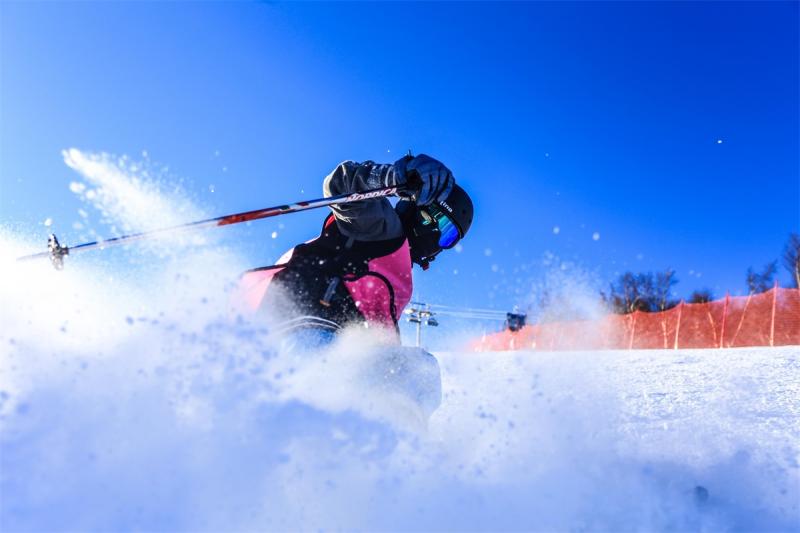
[62,148,201,239]
[0,153,797,531]
[1,233,797,531]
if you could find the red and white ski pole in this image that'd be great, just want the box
[16,185,402,270]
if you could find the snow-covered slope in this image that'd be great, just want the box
[2,264,797,532]
[431,346,799,531]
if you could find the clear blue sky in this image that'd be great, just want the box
[2,2,798,313]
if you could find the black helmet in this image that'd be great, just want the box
[436,184,473,238]
[396,184,474,269]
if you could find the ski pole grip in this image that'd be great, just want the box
[400,169,422,201]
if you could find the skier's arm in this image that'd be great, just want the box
[323,155,455,241]
[323,160,405,241]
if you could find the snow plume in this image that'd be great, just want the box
[485,252,603,330]
[62,148,203,254]
[524,252,605,324]
[1,157,799,531]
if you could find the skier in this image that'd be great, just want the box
[239,153,474,344]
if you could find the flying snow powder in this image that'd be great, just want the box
[2,149,797,533]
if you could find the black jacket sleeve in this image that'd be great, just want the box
[322,160,405,241]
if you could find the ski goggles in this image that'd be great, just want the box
[421,204,461,249]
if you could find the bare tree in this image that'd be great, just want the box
[782,232,800,288]
[601,272,646,314]
[689,289,714,304]
[745,261,777,294]
[602,270,680,313]
[654,269,679,311]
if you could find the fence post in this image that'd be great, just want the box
[719,292,729,348]
[628,312,637,350]
[731,292,753,348]
[674,300,684,350]
[770,280,779,347]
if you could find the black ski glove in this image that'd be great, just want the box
[394,154,454,206]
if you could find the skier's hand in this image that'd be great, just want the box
[395,154,454,206]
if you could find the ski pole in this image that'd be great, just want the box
[16,185,403,270]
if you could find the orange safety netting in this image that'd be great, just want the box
[471,286,800,352]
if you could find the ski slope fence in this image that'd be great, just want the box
[472,286,800,352]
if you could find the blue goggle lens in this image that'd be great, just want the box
[429,207,461,249]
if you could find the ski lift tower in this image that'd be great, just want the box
[404,302,438,347]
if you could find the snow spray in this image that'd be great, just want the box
[1,150,798,531]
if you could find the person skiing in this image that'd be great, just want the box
[238,153,474,342]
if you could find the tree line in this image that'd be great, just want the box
[602,232,799,314]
